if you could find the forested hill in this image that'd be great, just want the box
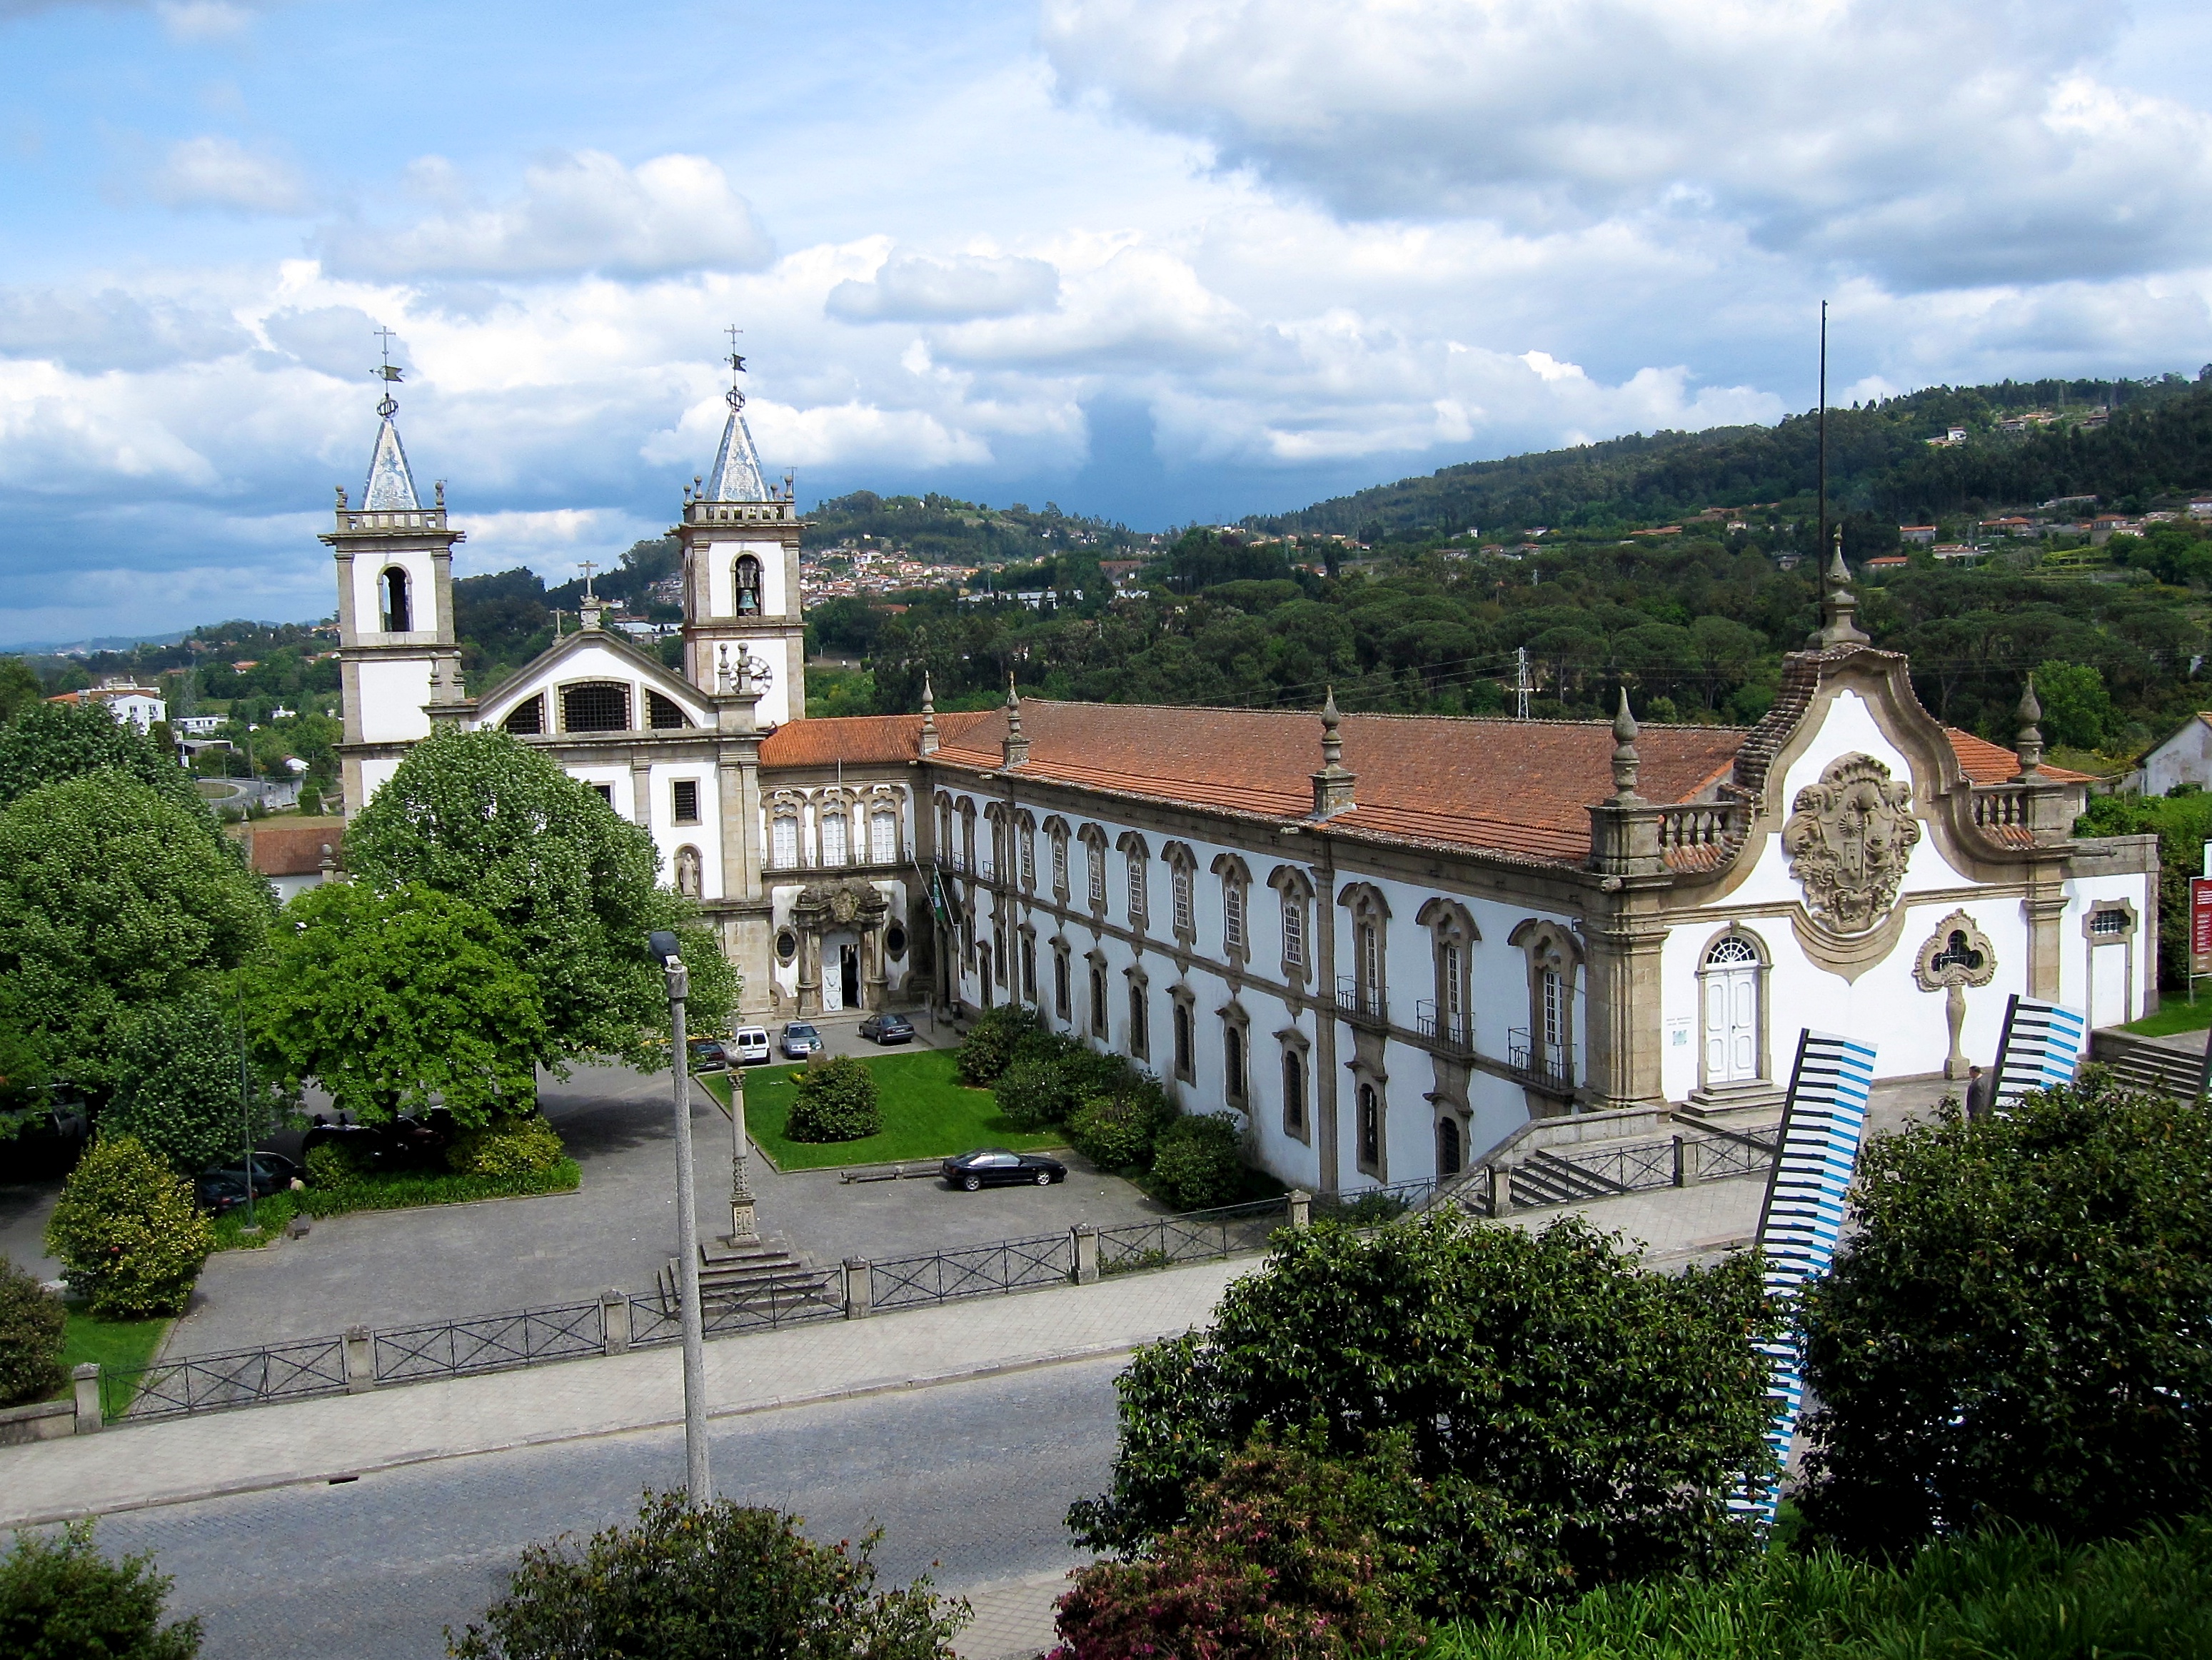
[1252,371,2212,542]
[801,492,1154,562]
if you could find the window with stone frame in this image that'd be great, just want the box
[735,554,763,615]
[1223,879,1246,952]
[1417,899,1477,1047]
[1126,975,1149,1059]
[1054,943,1072,1021]
[1269,865,1314,980]
[1051,828,1069,895]
[1090,960,1109,1037]
[1172,861,1195,936]
[960,803,977,874]
[821,804,850,867]
[1508,919,1580,1091]
[379,566,412,633]
[994,922,1008,987]
[671,778,700,825]
[770,813,800,869]
[1221,1010,1248,1104]
[1340,883,1389,1020]
[1020,933,1037,1003]
[502,695,543,735]
[562,681,630,733]
[937,798,955,865]
[1018,818,1035,888]
[1282,890,1306,967]
[870,806,898,865]
[648,690,688,730]
[1086,837,1107,908]
[1281,1044,1307,1140]
[1126,847,1148,922]
[1171,992,1195,1082]
[1357,1082,1384,1174]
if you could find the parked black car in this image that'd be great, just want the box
[194,1152,303,1214]
[301,1111,454,1174]
[941,1148,1066,1190]
[688,1037,730,1071]
[858,1012,915,1045]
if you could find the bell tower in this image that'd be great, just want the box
[326,333,465,815]
[677,331,805,728]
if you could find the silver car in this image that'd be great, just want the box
[780,1022,823,1060]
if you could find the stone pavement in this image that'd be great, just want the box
[956,1569,1072,1660]
[0,1254,1247,1531]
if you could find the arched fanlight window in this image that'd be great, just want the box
[870,806,898,864]
[380,567,413,633]
[735,555,763,615]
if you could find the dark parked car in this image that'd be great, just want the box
[858,1012,915,1045]
[194,1152,303,1214]
[688,1037,730,1071]
[942,1148,1067,1190]
[301,1111,453,1175]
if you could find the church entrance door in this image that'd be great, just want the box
[840,943,860,1010]
[1701,938,1760,1085]
[821,930,859,1012]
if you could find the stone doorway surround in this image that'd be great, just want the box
[790,880,890,1016]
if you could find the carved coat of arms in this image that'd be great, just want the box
[1781,753,1921,933]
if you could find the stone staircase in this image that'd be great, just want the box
[658,1236,838,1313]
[2088,1027,2207,1098]
[1506,1149,1634,1207]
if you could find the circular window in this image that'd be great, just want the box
[775,929,798,964]
[885,923,908,961]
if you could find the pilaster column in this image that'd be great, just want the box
[1582,897,1669,1111]
[2024,883,2069,1000]
[630,755,653,831]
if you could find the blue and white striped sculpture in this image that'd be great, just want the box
[1991,994,2087,1112]
[1736,1027,1879,1524]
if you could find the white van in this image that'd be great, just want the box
[731,1027,772,1066]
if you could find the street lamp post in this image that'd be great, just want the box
[649,930,711,1501]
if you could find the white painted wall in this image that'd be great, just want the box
[2143,717,2212,795]
[355,658,434,744]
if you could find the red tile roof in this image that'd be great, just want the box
[1944,728,2093,785]
[932,701,1745,865]
[234,820,344,877]
[756,710,994,768]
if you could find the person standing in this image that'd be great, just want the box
[1964,1063,1996,1121]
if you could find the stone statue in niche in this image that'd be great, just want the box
[1913,910,1996,1078]
[1782,753,1923,934]
[674,845,703,900]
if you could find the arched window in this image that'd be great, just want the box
[1437,1116,1462,1177]
[1086,839,1106,907]
[1052,831,1069,893]
[1126,848,1147,920]
[1223,1022,1246,1102]
[647,690,688,730]
[1172,862,1195,935]
[1282,1049,1306,1137]
[379,567,412,633]
[1090,962,1108,1036]
[1172,999,1194,1081]
[561,682,630,733]
[770,815,799,869]
[870,807,898,865]
[821,805,849,867]
[1054,945,1072,1021]
[1281,890,1305,968]
[735,555,763,615]
[1127,980,1147,1056]
[501,695,543,735]
[1223,878,1246,952]
[1357,1084,1382,1171]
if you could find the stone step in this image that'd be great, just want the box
[658,1239,834,1311]
[1509,1150,1633,1208]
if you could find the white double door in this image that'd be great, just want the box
[1701,960,1760,1085]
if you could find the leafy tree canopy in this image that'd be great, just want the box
[1070,1212,1777,1607]
[104,988,291,1173]
[1800,1074,2212,1550]
[0,1522,203,1660]
[346,729,733,1063]
[0,700,208,816]
[242,881,555,1127]
[0,773,272,1101]
[0,658,42,727]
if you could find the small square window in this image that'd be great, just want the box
[672,779,700,824]
[590,783,614,806]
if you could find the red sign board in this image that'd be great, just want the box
[2192,878,2212,975]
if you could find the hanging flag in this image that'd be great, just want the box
[1735,1027,1879,1526]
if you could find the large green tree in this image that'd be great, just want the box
[1069,1212,1776,1609]
[346,728,733,1062]
[103,990,289,1174]
[0,658,42,728]
[242,881,554,1127]
[0,699,205,815]
[1799,1075,2212,1551]
[0,773,272,1101]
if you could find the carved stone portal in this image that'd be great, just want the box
[1782,753,1922,935]
[1913,910,1996,1078]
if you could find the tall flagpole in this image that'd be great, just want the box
[1816,301,1829,563]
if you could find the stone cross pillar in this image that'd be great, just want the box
[728,1069,758,1244]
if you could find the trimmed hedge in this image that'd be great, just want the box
[1065,1091,1172,1170]
[298,1160,580,1215]
[785,1056,883,1142]
[1151,1113,1246,1210]
[44,1136,213,1319]
[445,1113,568,1177]
[955,1003,1044,1085]
[0,1259,66,1409]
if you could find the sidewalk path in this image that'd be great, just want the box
[1,1257,1245,1530]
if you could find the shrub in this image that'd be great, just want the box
[785,1056,882,1143]
[1150,1112,1245,1209]
[303,1141,358,1190]
[1069,1211,1777,1613]
[44,1135,213,1319]
[0,1521,202,1659]
[955,1002,1042,1086]
[1052,1430,1426,1660]
[104,990,291,1176]
[445,1114,566,1177]
[1065,1092,1168,1170]
[1799,1075,2212,1550]
[447,1489,966,1660]
[0,1258,66,1408]
[994,1056,1085,1130]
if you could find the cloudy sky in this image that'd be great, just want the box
[4,0,2211,646]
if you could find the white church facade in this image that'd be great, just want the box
[331,356,2160,1197]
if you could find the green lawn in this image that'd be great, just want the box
[51,1307,170,1402]
[699,1047,1062,1171]
[2124,997,2212,1037]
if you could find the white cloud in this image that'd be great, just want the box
[319,151,774,280]
[149,134,314,214]
[1040,0,2212,291]
[827,251,1060,322]
[0,286,251,371]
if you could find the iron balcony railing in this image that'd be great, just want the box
[1507,1027,1574,1091]
[1334,975,1387,1024]
[1414,999,1472,1052]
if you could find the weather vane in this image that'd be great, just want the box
[373,326,403,420]
[724,323,746,411]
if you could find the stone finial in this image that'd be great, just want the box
[334,485,348,510]
[2014,673,2044,780]
[1001,677,1030,768]
[1610,688,1642,803]
[1809,528,1870,649]
[1310,687,1356,818]
[919,671,939,755]
[318,842,336,880]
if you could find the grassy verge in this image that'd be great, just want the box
[700,1049,1062,1171]
[50,1307,170,1402]
[2124,996,2212,1037]
[1426,1518,2212,1660]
